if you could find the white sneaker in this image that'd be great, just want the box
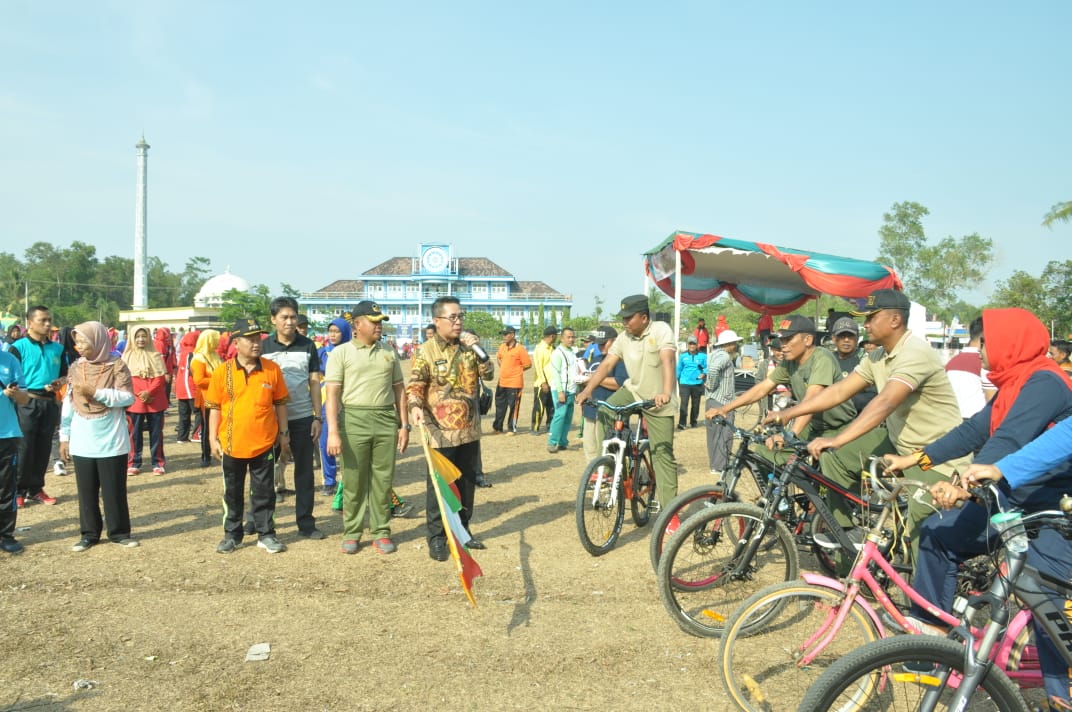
[53,461,67,476]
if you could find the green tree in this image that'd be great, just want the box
[989,270,1048,319]
[219,284,272,326]
[279,282,302,299]
[593,295,604,322]
[461,310,503,339]
[1043,200,1072,228]
[876,201,993,315]
[178,257,211,305]
[1041,260,1072,334]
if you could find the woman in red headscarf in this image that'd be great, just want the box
[884,307,1072,708]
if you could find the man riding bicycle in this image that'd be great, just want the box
[763,289,967,572]
[577,294,679,505]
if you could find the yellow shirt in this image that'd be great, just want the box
[532,340,554,389]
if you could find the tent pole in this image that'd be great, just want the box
[674,248,682,347]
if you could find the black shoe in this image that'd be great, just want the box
[429,537,449,561]
[1,537,24,554]
[466,537,487,550]
[200,458,212,467]
[475,475,492,488]
[677,424,686,431]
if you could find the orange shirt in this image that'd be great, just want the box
[204,358,289,458]
[496,342,532,389]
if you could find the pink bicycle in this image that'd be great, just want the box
[717,476,1026,712]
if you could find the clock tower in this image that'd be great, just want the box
[419,244,451,275]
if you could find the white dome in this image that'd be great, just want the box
[194,269,251,307]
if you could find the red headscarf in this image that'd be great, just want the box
[984,307,1071,435]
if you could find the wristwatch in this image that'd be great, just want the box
[401,424,412,432]
[280,431,290,438]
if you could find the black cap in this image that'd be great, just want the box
[831,317,860,336]
[850,289,911,317]
[591,326,617,345]
[351,300,389,322]
[231,318,265,338]
[775,315,816,338]
[501,325,516,335]
[543,326,559,337]
[615,294,649,319]
[296,314,310,326]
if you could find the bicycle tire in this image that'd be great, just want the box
[719,580,880,712]
[798,634,1029,712]
[656,502,799,638]
[629,454,656,527]
[575,456,625,556]
[648,484,727,573]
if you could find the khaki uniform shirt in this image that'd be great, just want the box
[324,340,403,407]
[609,319,679,418]
[770,347,856,435]
[856,331,970,474]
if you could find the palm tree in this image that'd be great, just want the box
[1043,201,1072,228]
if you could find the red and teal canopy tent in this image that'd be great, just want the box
[644,230,902,316]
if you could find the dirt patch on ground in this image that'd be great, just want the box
[3,375,793,711]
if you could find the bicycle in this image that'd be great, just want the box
[655,431,907,638]
[648,416,779,573]
[798,489,1072,712]
[575,399,657,556]
[718,473,994,711]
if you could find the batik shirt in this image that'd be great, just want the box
[407,335,494,448]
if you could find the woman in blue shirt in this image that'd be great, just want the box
[59,322,138,553]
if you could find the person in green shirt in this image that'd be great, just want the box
[707,315,855,462]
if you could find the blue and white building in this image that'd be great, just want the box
[300,244,572,339]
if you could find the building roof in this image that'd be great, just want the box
[514,281,567,298]
[360,256,512,278]
[311,279,366,293]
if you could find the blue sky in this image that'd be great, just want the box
[2,1,1068,314]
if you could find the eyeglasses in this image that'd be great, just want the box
[436,313,465,323]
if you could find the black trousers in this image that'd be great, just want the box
[199,407,212,464]
[251,416,316,533]
[492,386,522,432]
[426,440,479,544]
[223,448,276,541]
[72,453,131,542]
[678,383,704,427]
[0,438,18,539]
[16,397,59,495]
[531,385,554,431]
[176,399,200,440]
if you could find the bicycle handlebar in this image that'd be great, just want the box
[594,399,657,416]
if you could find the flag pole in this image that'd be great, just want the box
[418,423,478,607]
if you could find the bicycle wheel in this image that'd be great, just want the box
[648,483,727,573]
[656,502,799,638]
[719,580,880,712]
[575,456,625,556]
[629,454,656,527]
[799,635,1028,712]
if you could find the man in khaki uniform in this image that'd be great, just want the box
[767,289,967,567]
[709,315,855,464]
[324,301,409,556]
[577,294,679,504]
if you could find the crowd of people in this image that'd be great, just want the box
[4,288,1072,710]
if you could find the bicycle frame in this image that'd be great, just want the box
[588,409,650,510]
